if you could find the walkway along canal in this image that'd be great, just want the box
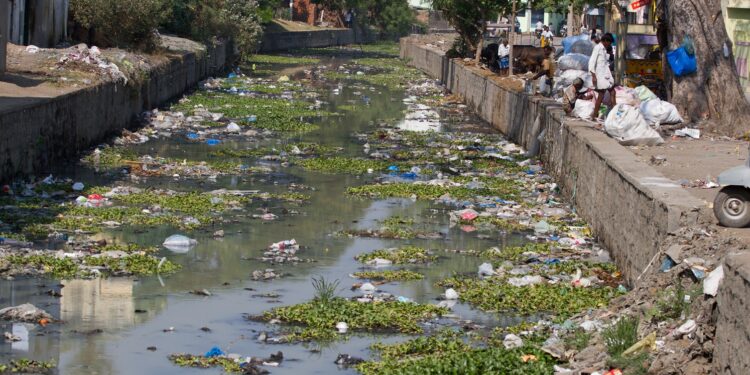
[0,43,624,374]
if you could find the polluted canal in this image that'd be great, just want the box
[0,43,624,374]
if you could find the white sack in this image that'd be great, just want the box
[640,99,684,125]
[605,104,664,146]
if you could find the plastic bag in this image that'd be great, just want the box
[634,85,658,102]
[667,47,697,76]
[570,40,594,56]
[562,34,590,54]
[640,99,684,125]
[615,87,641,107]
[682,35,695,56]
[557,53,590,71]
[573,99,596,119]
[605,104,664,146]
[163,234,198,253]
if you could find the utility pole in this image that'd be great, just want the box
[509,0,516,76]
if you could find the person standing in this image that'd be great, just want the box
[530,46,556,96]
[541,25,554,48]
[344,9,353,28]
[589,33,616,121]
[497,39,510,76]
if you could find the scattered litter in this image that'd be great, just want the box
[0,304,53,323]
[503,334,524,349]
[703,265,724,296]
[674,127,700,139]
[336,322,348,333]
[444,288,459,300]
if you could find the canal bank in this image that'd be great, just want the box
[400,35,750,374]
[0,37,231,183]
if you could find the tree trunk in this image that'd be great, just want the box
[661,0,750,136]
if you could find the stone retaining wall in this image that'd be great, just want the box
[401,36,750,374]
[259,29,374,52]
[0,41,231,182]
[399,36,703,285]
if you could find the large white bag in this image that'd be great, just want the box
[557,54,590,71]
[640,99,684,125]
[615,87,641,107]
[604,104,664,146]
[573,99,595,119]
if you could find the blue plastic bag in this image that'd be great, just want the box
[667,47,697,76]
[562,34,590,54]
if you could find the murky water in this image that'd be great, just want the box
[0,49,538,374]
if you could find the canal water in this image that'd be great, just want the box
[1,45,546,374]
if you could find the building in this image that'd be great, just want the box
[722,0,750,97]
[515,1,565,34]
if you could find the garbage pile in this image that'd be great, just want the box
[57,44,128,84]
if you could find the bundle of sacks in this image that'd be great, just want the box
[603,86,684,146]
[553,53,593,95]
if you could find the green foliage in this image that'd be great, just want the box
[358,345,556,375]
[347,179,519,200]
[438,276,622,317]
[430,0,511,55]
[0,359,56,374]
[352,270,424,281]
[70,0,168,50]
[168,354,242,373]
[246,54,320,65]
[6,252,180,279]
[481,243,552,262]
[162,0,263,55]
[603,317,640,357]
[262,298,447,340]
[311,276,340,304]
[298,157,393,174]
[647,283,698,322]
[356,246,437,264]
[172,92,329,132]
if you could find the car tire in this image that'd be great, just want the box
[714,186,750,228]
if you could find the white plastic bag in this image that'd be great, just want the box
[163,234,198,253]
[640,99,684,125]
[634,85,658,102]
[605,104,664,146]
[615,87,641,107]
[573,99,596,119]
[557,54,590,71]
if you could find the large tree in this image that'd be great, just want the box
[431,0,510,59]
[657,0,750,136]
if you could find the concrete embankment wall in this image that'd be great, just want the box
[400,36,750,374]
[0,42,230,182]
[259,29,374,52]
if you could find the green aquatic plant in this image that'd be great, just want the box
[480,243,552,262]
[311,276,340,304]
[262,298,447,342]
[352,270,424,281]
[5,252,180,279]
[437,276,622,318]
[357,346,555,375]
[246,54,320,65]
[355,246,436,264]
[0,359,56,374]
[298,157,394,174]
[168,354,243,373]
[172,92,330,132]
[347,182,518,201]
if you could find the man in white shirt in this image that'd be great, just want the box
[541,25,554,48]
[497,40,510,76]
[536,21,543,33]
[588,33,616,121]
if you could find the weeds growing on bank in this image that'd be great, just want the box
[0,359,56,374]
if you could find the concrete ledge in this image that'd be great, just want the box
[0,42,230,182]
[259,29,374,52]
[716,252,750,374]
[400,37,704,284]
